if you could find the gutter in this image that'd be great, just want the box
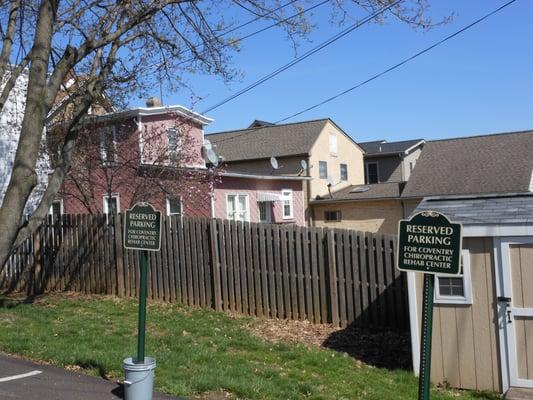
[310,196,402,205]
[221,172,312,181]
[95,105,213,126]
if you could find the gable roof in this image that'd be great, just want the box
[207,118,357,162]
[402,130,533,198]
[311,182,405,203]
[360,139,424,156]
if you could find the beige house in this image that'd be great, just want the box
[207,119,365,224]
[402,130,533,396]
[311,139,424,233]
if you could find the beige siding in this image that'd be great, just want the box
[308,121,364,199]
[312,200,403,235]
[402,147,422,182]
[415,237,501,392]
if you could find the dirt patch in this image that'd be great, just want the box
[246,318,411,370]
[245,318,341,347]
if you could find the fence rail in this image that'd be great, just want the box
[2,215,408,331]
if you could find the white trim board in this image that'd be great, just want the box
[463,224,533,237]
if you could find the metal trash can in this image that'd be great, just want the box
[123,357,156,400]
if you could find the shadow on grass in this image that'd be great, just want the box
[0,293,49,309]
[322,324,411,370]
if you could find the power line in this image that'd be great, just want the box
[208,0,517,146]
[275,0,518,123]
[202,0,402,114]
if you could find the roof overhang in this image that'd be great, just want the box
[96,105,213,126]
[221,172,311,181]
[310,196,401,204]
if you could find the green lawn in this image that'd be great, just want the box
[0,294,498,399]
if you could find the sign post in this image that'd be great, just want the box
[124,202,161,364]
[397,211,462,400]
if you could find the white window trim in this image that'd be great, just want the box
[103,193,121,214]
[281,189,293,220]
[365,162,379,184]
[166,196,183,217]
[434,248,472,305]
[100,125,117,165]
[226,194,250,222]
[48,199,63,216]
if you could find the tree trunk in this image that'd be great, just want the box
[0,0,58,268]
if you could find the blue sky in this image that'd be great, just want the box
[132,0,532,143]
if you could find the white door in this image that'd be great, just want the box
[498,237,533,389]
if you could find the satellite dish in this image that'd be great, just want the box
[201,144,219,167]
[300,159,308,170]
[203,139,213,150]
[270,156,279,170]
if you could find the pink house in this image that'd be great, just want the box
[53,100,308,225]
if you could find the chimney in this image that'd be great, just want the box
[146,96,162,108]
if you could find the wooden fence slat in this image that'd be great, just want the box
[272,225,283,319]
[194,218,206,307]
[210,219,222,311]
[295,226,305,320]
[218,219,228,311]
[161,216,171,302]
[327,229,339,326]
[375,234,386,328]
[237,222,248,314]
[232,221,242,313]
[335,230,347,327]
[350,231,362,324]
[288,227,298,320]
[244,222,255,316]
[252,223,263,317]
[266,225,276,319]
[225,220,235,312]
[343,230,354,326]
[280,226,290,319]
[310,229,320,324]
[259,224,269,317]
[302,229,313,323]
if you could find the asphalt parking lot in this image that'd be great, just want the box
[0,353,183,399]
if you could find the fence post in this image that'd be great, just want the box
[210,219,222,311]
[115,214,125,297]
[327,229,339,326]
[32,228,42,295]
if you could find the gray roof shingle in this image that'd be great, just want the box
[414,194,533,224]
[360,139,424,155]
[207,119,329,162]
[402,130,533,198]
[311,182,405,203]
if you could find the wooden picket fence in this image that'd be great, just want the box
[1,214,408,331]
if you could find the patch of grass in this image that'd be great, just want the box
[0,294,499,400]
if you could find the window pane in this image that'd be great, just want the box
[168,128,178,160]
[168,198,181,215]
[329,134,337,154]
[101,127,116,163]
[340,164,348,181]
[366,163,378,184]
[439,277,464,297]
[227,196,235,219]
[319,161,328,179]
[106,197,118,214]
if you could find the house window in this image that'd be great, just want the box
[435,249,472,305]
[100,126,117,165]
[166,197,182,217]
[227,194,249,222]
[49,199,63,220]
[281,189,293,219]
[329,133,337,155]
[258,202,272,223]
[340,164,348,181]
[167,128,180,161]
[103,194,120,215]
[324,210,341,222]
[365,162,379,184]
[319,161,328,179]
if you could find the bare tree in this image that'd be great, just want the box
[0,0,441,267]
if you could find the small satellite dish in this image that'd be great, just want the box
[270,156,279,170]
[201,144,219,166]
[300,159,308,170]
[203,139,213,150]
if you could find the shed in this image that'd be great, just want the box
[408,193,533,395]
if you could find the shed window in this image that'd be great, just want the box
[319,161,328,179]
[434,249,472,305]
[324,211,341,222]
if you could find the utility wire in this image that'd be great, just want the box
[275,0,518,123]
[202,0,402,114]
[208,0,517,146]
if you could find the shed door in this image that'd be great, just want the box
[500,238,533,388]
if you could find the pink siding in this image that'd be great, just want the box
[214,177,305,226]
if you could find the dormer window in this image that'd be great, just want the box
[100,126,117,165]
